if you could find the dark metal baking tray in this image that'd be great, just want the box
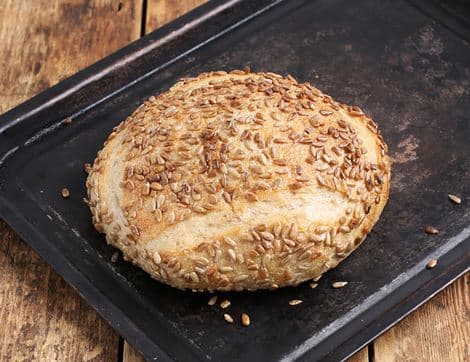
[1,0,469,360]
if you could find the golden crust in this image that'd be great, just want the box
[86,70,391,291]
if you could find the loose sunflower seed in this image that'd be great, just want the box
[224,313,234,323]
[332,281,348,288]
[110,251,119,263]
[208,296,218,306]
[220,299,231,309]
[61,188,70,198]
[241,313,251,327]
[289,299,303,306]
[426,259,438,269]
[425,226,439,235]
[448,194,461,204]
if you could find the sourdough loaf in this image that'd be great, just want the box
[86,70,390,291]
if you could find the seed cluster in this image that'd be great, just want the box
[86,70,390,291]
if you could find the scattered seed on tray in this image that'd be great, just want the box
[313,275,322,282]
[208,296,218,306]
[426,259,438,269]
[64,117,72,125]
[425,226,439,235]
[448,194,461,204]
[110,251,119,263]
[223,313,234,323]
[61,187,70,198]
[332,281,348,288]
[289,299,303,306]
[309,282,318,289]
[241,313,251,327]
[220,299,231,309]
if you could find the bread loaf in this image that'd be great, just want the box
[86,70,390,291]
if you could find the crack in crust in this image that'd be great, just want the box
[86,70,391,291]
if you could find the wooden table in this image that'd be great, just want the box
[0,1,467,361]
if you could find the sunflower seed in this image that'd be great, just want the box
[241,313,251,326]
[61,188,70,198]
[332,281,348,288]
[152,251,161,264]
[425,226,439,235]
[220,299,231,309]
[208,296,218,306]
[448,194,461,204]
[224,314,234,323]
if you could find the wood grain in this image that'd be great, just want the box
[0,220,118,361]
[0,0,142,360]
[123,343,146,362]
[347,347,369,362]
[374,273,469,362]
[145,0,207,33]
[0,0,142,113]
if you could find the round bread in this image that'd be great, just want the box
[86,70,390,292]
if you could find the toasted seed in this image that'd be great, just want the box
[156,194,165,209]
[425,226,439,235]
[61,188,70,198]
[220,299,231,309]
[448,194,461,204]
[83,163,92,173]
[313,275,322,282]
[241,313,251,326]
[227,249,237,261]
[320,109,333,116]
[224,314,234,323]
[223,237,237,247]
[150,182,163,191]
[155,209,163,222]
[110,251,119,263]
[208,296,218,306]
[246,192,259,202]
[64,117,72,125]
[309,282,318,289]
[260,231,274,241]
[426,259,438,269]
[289,299,303,306]
[223,191,232,203]
[332,281,348,288]
[152,251,162,264]
[167,210,176,224]
[189,272,199,283]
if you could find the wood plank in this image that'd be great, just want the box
[0,221,118,361]
[123,343,146,362]
[0,0,142,113]
[374,274,469,362]
[347,347,369,362]
[145,0,207,33]
[0,0,142,360]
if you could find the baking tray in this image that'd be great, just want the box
[1,0,469,360]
